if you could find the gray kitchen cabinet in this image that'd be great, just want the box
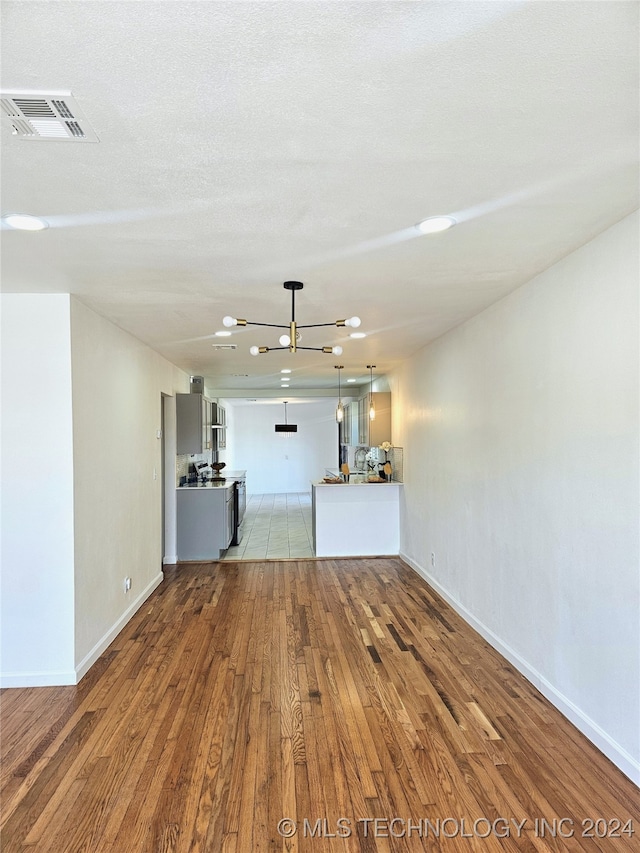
[369,392,392,446]
[358,392,391,447]
[348,401,359,446]
[176,393,212,455]
[212,402,226,450]
[176,485,233,560]
[341,402,350,446]
[225,484,234,544]
[358,396,369,445]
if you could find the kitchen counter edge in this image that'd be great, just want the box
[177,470,246,490]
[313,480,403,487]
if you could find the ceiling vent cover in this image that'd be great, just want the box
[211,344,237,351]
[0,90,99,142]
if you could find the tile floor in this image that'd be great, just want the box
[224,492,314,560]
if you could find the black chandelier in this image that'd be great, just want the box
[223,281,361,356]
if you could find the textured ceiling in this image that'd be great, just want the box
[1,1,638,393]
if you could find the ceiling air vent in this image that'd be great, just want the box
[0,90,99,142]
[211,344,237,351]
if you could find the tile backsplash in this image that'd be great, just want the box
[176,451,211,485]
[340,444,403,482]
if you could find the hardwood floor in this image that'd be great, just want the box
[1,558,638,852]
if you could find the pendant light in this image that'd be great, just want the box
[275,400,297,434]
[367,364,376,421]
[335,365,344,423]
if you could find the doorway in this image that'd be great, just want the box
[161,394,178,565]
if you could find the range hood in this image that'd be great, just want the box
[190,375,205,394]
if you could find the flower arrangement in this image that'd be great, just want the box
[378,441,393,479]
[366,442,393,474]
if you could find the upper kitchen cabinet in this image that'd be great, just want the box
[348,401,360,446]
[340,394,392,448]
[357,397,369,445]
[340,401,356,446]
[360,392,391,447]
[212,402,226,450]
[176,393,212,455]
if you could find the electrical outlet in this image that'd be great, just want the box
[431,552,436,567]
[124,577,132,593]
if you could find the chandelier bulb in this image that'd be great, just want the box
[249,346,260,356]
[279,334,291,347]
[332,345,343,355]
[346,316,361,328]
[222,316,236,327]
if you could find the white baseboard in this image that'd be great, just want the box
[74,571,164,683]
[0,573,165,688]
[400,551,640,787]
[0,669,77,688]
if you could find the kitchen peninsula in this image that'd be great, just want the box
[311,480,402,557]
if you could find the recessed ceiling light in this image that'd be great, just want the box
[280,368,292,374]
[350,332,366,339]
[416,215,456,234]
[346,378,357,383]
[2,213,49,231]
[214,330,232,337]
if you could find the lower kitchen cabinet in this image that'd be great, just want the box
[176,485,234,561]
[312,481,401,557]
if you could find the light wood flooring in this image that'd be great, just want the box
[1,558,638,852]
[225,493,313,560]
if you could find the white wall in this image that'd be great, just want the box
[1,295,76,685]
[0,295,190,686]
[228,399,339,493]
[391,211,639,782]
[70,299,189,677]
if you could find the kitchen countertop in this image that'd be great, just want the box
[316,479,402,486]
[312,478,401,557]
[177,481,234,490]
[324,468,401,484]
[177,469,246,490]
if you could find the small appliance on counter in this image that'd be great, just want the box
[194,461,212,483]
